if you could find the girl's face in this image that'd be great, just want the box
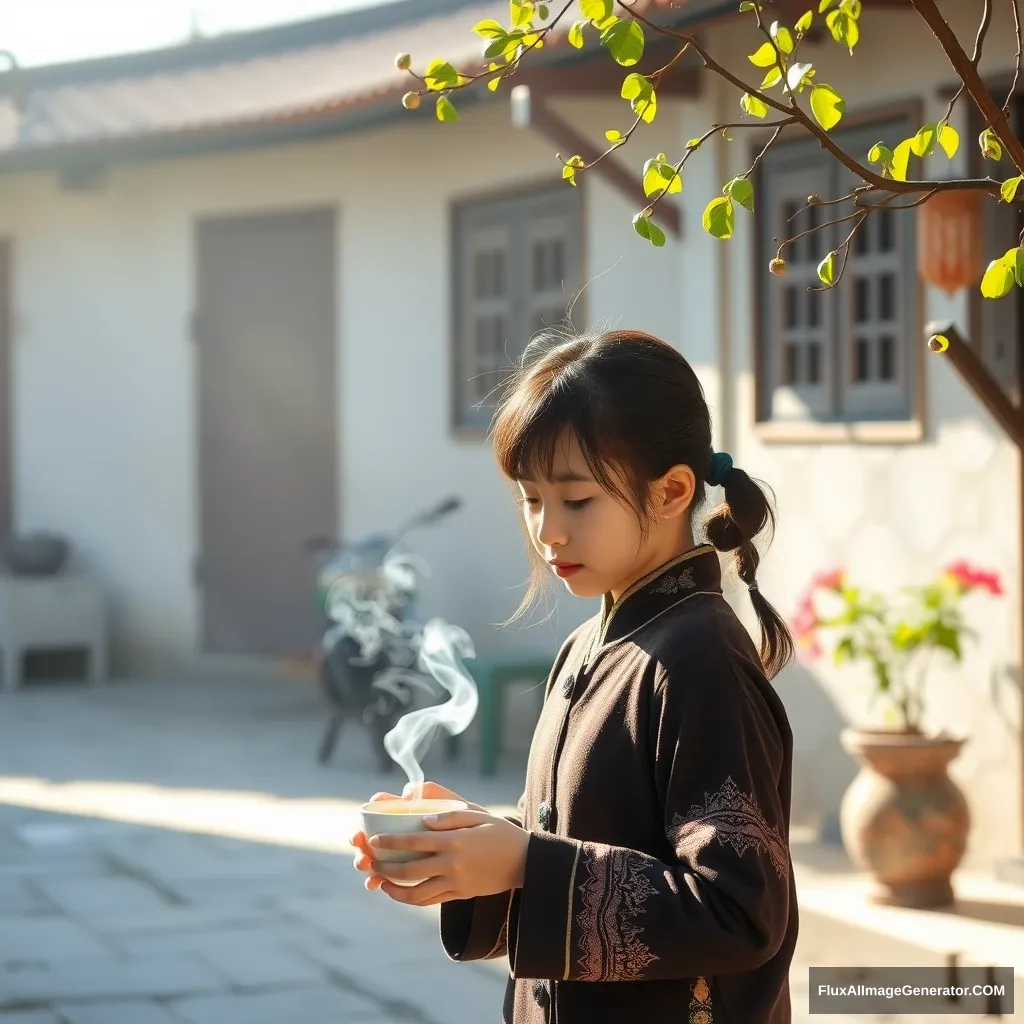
[516,433,696,602]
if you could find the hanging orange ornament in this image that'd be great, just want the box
[916,189,986,295]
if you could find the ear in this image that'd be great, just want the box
[654,463,697,520]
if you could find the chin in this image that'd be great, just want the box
[561,576,605,599]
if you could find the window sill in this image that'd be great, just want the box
[753,418,924,445]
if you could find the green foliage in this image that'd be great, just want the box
[981,247,1024,298]
[703,196,735,239]
[621,73,657,123]
[633,211,667,247]
[794,564,1002,731]
[602,19,645,66]
[817,250,837,286]
[810,84,845,130]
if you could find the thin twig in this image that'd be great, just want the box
[942,0,992,125]
[1006,0,1023,114]
[744,123,788,179]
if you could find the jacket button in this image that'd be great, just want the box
[532,979,550,1008]
[537,801,554,831]
[561,673,575,698]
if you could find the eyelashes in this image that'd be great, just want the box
[515,497,592,511]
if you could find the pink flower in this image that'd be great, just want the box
[943,560,1004,596]
[813,568,846,592]
[790,590,823,660]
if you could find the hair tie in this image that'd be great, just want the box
[706,451,734,487]
[748,581,759,592]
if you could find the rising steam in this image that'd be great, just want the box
[383,619,478,801]
[324,545,479,794]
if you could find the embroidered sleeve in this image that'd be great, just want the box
[504,650,792,983]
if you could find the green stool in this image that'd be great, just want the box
[445,657,553,776]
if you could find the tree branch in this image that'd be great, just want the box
[1006,0,1023,114]
[625,5,1005,198]
[942,0,993,126]
[910,0,1024,173]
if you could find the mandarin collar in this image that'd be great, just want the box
[593,544,722,649]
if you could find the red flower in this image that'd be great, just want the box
[813,568,846,592]
[944,560,1004,596]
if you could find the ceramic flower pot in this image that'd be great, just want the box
[839,726,970,908]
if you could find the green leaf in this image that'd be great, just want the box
[819,0,837,10]
[817,250,838,286]
[487,62,503,90]
[686,137,702,149]
[910,122,939,158]
[785,62,814,92]
[841,0,862,16]
[621,72,657,123]
[580,0,613,20]
[770,22,795,53]
[739,0,762,10]
[1013,247,1024,286]
[796,10,813,33]
[561,155,584,186]
[568,20,586,47]
[605,129,626,144]
[510,0,535,27]
[436,95,459,122]
[726,176,755,212]
[835,636,855,665]
[761,67,783,88]
[740,92,769,118]
[602,19,645,66]
[980,127,1004,161]
[539,3,549,18]
[981,255,1016,298]
[868,141,891,171]
[424,59,462,91]
[633,212,667,247]
[890,139,912,182]
[826,9,859,51]
[643,158,682,197]
[1002,175,1024,202]
[810,84,845,130]
[473,19,506,38]
[938,121,959,158]
[703,196,735,239]
[748,42,779,66]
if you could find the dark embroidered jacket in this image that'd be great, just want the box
[440,545,798,1023]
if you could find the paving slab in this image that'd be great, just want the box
[0,919,111,965]
[171,983,384,1024]
[55,1001,186,1024]
[0,955,223,1006]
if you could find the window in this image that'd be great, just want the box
[758,119,919,425]
[453,184,584,429]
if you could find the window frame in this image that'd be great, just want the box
[752,100,927,444]
[450,177,586,436]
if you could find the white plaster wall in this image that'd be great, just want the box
[0,93,688,681]
[697,0,1023,865]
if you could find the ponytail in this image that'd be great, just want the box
[703,454,794,679]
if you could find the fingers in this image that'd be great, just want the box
[379,876,457,907]
[368,831,453,854]
[404,781,456,800]
[370,853,448,885]
[421,810,494,831]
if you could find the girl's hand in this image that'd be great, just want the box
[349,782,486,891]
[367,808,530,908]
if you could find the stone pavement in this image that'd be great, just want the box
[0,675,1005,1022]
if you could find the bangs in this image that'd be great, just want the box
[491,357,643,511]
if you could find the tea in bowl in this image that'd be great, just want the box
[360,798,468,885]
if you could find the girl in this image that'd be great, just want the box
[351,328,798,1024]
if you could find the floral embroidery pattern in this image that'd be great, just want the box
[689,975,714,1024]
[575,846,660,982]
[670,776,789,879]
[653,568,696,595]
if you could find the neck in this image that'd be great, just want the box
[608,530,698,604]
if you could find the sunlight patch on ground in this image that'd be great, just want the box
[0,775,517,851]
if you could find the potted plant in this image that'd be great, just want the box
[792,562,1003,908]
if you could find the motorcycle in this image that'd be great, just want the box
[305,495,463,771]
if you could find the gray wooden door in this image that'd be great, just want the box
[0,240,11,539]
[195,209,338,656]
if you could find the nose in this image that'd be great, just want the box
[536,505,569,549]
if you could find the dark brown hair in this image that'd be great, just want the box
[490,327,794,679]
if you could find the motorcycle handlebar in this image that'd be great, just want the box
[305,495,462,555]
